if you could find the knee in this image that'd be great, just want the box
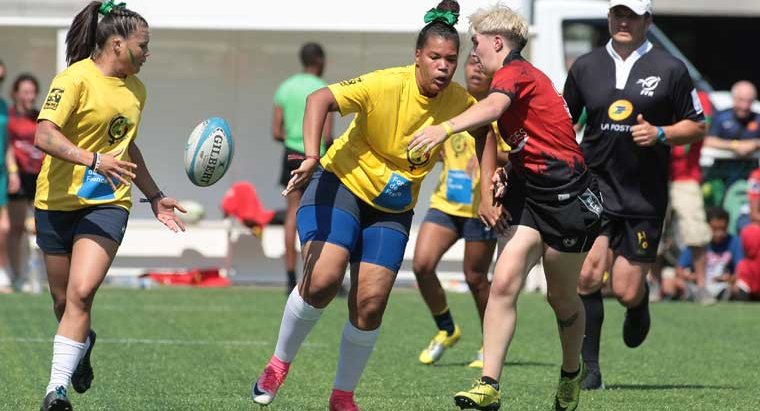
[489,275,520,303]
[51,293,67,314]
[579,263,604,292]
[546,291,579,317]
[614,286,642,307]
[354,294,388,329]
[301,277,341,308]
[412,259,435,281]
[66,286,96,313]
[0,220,10,239]
[464,269,489,289]
[8,220,25,237]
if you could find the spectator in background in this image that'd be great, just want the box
[6,74,42,291]
[0,60,19,295]
[273,42,333,293]
[669,208,742,301]
[703,81,760,157]
[737,166,760,300]
[735,225,760,301]
[747,166,760,225]
[664,90,714,303]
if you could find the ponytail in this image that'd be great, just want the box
[65,1,101,66]
[65,1,148,66]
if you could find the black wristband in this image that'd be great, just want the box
[89,152,99,170]
[139,190,165,203]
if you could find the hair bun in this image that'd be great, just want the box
[424,0,460,26]
[437,0,460,14]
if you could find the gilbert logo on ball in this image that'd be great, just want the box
[185,117,235,187]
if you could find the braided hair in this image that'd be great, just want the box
[416,0,460,52]
[65,1,148,66]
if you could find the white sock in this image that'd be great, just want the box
[333,322,380,392]
[46,335,86,394]
[273,288,324,363]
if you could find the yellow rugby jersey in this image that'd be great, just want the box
[322,65,476,213]
[35,58,146,211]
[429,125,511,218]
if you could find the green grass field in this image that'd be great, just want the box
[1,287,758,410]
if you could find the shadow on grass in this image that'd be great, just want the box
[434,360,554,368]
[605,384,737,391]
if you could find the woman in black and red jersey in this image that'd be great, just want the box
[410,4,601,411]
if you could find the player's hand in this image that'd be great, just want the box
[479,200,501,229]
[152,196,187,233]
[408,124,449,155]
[491,167,508,203]
[282,158,319,196]
[7,172,20,194]
[631,114,658,147]
[494,206,512,234]
[97,148,137,190]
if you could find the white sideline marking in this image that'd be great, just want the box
[0,337,325,348]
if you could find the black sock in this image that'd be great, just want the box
[580,290,604,369]
[286,271,297,288]
[480,376,499,390]
[561,367,580,379]
[627,283,650,315]
[433,308,455,336]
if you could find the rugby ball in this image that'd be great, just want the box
[184,117,235,187]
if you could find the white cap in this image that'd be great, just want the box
[609,0,653,15]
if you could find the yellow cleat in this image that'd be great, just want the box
[454,380,500,410]
[418,325,461,365]
[554,362,587,411]
[467,346,484,369]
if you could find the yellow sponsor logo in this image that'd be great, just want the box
[637,230,649,251]
[608,99,633,121]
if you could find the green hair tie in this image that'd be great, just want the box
[423,8,459,26]
[98,0,126,16]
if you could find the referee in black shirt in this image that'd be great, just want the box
[563,0,706,390]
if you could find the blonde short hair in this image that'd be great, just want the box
[469,4,529,51]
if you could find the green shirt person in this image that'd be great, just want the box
[272,42,333,293]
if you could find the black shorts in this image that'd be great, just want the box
[501,175,602,253]
[423,208,496,242]
[35,206,129,254]
[602,215,664,263]
[9,172,38,201]
[279,147,306,188]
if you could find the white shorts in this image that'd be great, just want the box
[670,181,711,247]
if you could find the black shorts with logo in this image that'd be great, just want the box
[501,172,602,253]
[601,214,664,263]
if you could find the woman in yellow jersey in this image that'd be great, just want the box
[250,2,487,410]
[414,52,508,368]
[34,2,185,410]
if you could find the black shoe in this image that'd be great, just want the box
[71,330,96,394]
[40,386,73,411]
[580,365,604,390]
[623,285,651,348]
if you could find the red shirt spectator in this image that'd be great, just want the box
[7,106,43,174]
[737,224,760,299]
[670,90,713,182]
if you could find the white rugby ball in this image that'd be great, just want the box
[184,117,235,187]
